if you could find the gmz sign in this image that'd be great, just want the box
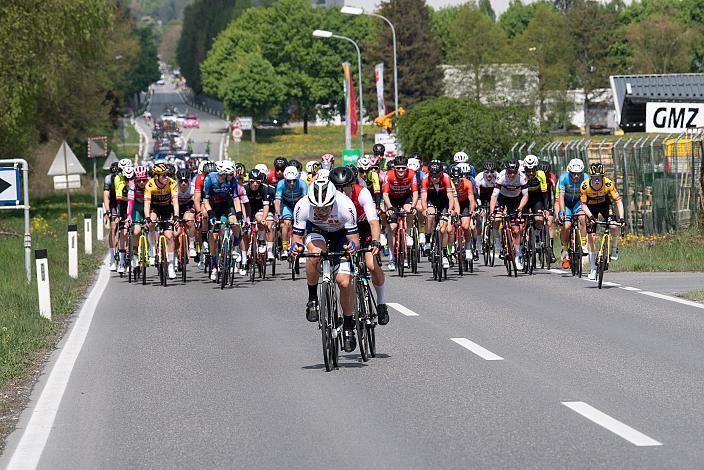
[645,102,704,133]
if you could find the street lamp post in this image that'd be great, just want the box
[313,29,364,154]
[341,5,398,118]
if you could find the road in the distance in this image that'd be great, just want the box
[3,89,704,469]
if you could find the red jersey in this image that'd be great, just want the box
[453,177,474,203]
[421,173,453,196]
[194,173,206,196]
[267,169,283,185]
[382,169,418,198]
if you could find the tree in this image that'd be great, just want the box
[627,14,701,74]
[366,0,444,109]
[447,4,511,98]
[499,0,545,39]
[396,96,542,162]
[515,4,573,123]
[478,0,496,21]
[566,0,618,135]
[431,5,462,63]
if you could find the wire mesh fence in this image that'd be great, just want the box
[511,133,704,235]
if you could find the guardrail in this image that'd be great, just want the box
[179,88,227,121]
[511,134,703,235]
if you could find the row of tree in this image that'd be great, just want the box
[0,0,160,158]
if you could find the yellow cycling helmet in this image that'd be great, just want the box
[588,162,604,176]
[152,163,169,176]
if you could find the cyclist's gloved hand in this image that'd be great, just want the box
[290,242,304,255]
[370,239,381,256]
[344,240,357,254]
[619,218,625,226]
[207,210,215,220]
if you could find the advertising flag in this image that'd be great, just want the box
[375,63,387,117]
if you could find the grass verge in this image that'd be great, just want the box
[0,193,104,392]
[227,124,378,167]
[676,290,704,302]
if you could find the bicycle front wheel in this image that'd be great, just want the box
[355,283,369,362]
[597,235,609,289]
[319,282,333,372]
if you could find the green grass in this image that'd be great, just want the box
[677,290,704,302]
[114,123,141,159]
[0,193,104,389]
[227,124,378,167]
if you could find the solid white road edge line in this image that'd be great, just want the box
[620,286,641,291]
[387,302,419,317]
[7,261,111,470]
[562,401,662,447]
[638,290,704,310]
[450,338,504,361]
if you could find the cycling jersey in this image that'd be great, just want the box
[203,173,239,204]
[144,177,177,206]
[348,184,378,222]
[127,180,146,222]
[245,182,275,214]
[305,173,316,186]
[177,180,195,206]
[580,177,621,205]
[194,173,206,198]
[363,171,381,195]
[492,170,528,199]
[275,178,308,208]
[236,183,249,204]
[421,173,453,196]
[525,170,547,192]
[382,169,418,199]
[114,174,130,201]
[414,169,426,187]
[558,171,588,204]
[474,171,497,205]
[453,177,474,203]
[267,169,284,186]
[104,174,117,207]
[292,191,358,236]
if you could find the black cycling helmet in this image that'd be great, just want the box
[329,166,355,187]
[372,143,385,156]
[410,151,422,161]
[176,169,190,181]
[449,165,463,179]
[483,160,497,172]
[273,156,287,171]
[538,160,551,173]
[504,160,519,171]
[110,162,120,174]
[235,162,246,176]
[393,155,408,167]
[288,159,302,171]
[165,163,176,177]
[203,161,217,174]
[248,168,264,181]
[428,161,443,176]
[152,162,169,176]
[346,164,359,180]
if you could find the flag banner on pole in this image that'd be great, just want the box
[343,62,358,136]
[342,62,351,150]
[375,63,387,117]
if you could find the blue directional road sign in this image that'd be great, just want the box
[0,167,20,205]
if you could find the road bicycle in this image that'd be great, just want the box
[452,213,472,276]
[176,219,189,284]
[479,208,495,267]
[136,222,149,285]
[245,222,268,283]
[408,213,421,274]
[537,219,552,270]
[428,210,448,282]
[567,213,585,278]
[154,219,171,287]
[353,249,378,358]
[213,218,238,289]
[521,212,542,275]
[495,211,519,278]
[391,209,410,277]
[593,217,625,289]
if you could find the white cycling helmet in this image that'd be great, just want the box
[215,161,230,175]
[524,154,539,170]
[122,166,135,179]
[305,161,315,173]
[407,157,421,171]
[222,160,236,174]
[118,158,133,172]
[316,168,330,182]
[567,158,585,173]
[283,165,299,181]
[255,163,268,174]
[518,159,525,173]
[308,179,337,208]
[453,151,469,163]
[357,157,372,171]
[457,162,471,175]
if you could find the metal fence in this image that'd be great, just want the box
[510,133,704,235]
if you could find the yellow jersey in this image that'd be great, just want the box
[364,171,381,194]
[144,177,177,206]
[114,174,130,201]
[580,176,620,205]
[526,170,547,192]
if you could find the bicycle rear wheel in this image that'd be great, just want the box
[319,282,333,372]
[456,228,465,277]
[220,238,230,289]
[526,227,535,275]
[160,239,168,287]
[328,284,340,368]
[127,232,133,284]
[396,232,405,278]
[355,282,369,362]
[365,288,377,358]
[250,239,257,283]
[597,236,608,289]
[180,233,188,283]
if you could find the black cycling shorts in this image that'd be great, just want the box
[497,194,521,214]
[426,191,450,213]
[387,194,413,223]
[458,199,472,217]
[586,202,612,233]
[526,192,545,214]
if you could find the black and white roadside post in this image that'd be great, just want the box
[68,224,78,279]
[84,213,92,255]
[35,249,51,320]
[96,206,104,241]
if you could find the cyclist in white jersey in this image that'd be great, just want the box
[489,160,528,269]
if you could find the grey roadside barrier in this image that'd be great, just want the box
[35,249,51,320]
[68,224,78,279]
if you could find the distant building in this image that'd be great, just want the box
[311,0,344,7]
[441,64,539,107]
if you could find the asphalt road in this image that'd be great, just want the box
[3,91,704,469]
[135,82,228,159]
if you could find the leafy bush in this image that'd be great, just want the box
[396,96,544,164]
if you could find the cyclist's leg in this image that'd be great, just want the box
[280,205,293,253]
[586,206,598,273]
[386,203,399,266]
[304,233,325,303]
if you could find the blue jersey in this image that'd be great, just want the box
[275,178,308,208]
[468,175,478,196]
[203,173,239,205]
[414,170,426,186]
[557,172,588,204]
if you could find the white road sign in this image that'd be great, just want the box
[0,167,20,204]
[645,102,704,133]
[237,117,253,130]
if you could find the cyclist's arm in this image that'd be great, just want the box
[518,187,529,212]
[490,186,500,215]
[170,180,179,218]
[582,204,594,219]
[468,181,477,214]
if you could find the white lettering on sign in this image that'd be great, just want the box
[645,102,704,133]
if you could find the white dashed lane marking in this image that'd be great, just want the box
[562,401,662,447]
[450,338,504,361]
[387,302,419,317]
